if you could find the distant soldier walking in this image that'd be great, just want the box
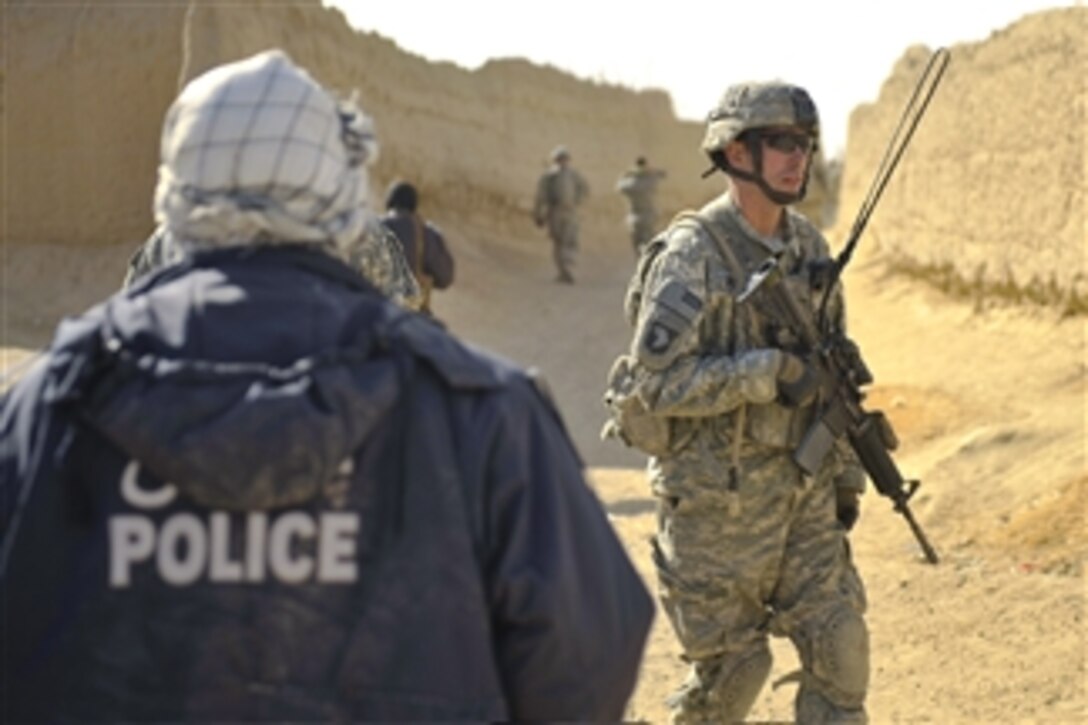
[533,145,589,283]
[616,156,666,255]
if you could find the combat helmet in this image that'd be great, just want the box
[701,81,819,204]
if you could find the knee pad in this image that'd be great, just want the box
[711,645,774,720]
[668,646,773,725]
[808,605,870,708]
[796,686,868,724]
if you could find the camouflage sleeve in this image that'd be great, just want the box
[350,220,423,310]
[121,226,181,289]
[122,248,149,290]
[631,227,782,417]
[831,441,867,492]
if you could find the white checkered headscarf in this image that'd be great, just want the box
[154,50,378,255]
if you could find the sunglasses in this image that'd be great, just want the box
[759,130,816,154]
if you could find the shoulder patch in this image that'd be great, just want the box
[636,278,705,369]
[643,320,681,356]
[656,279,704,322]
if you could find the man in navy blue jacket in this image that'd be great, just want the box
[381,180,455,316]
[0,50,652,722]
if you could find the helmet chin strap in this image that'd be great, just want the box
[709,141,810,206]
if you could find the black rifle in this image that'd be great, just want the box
[740,48,950,564]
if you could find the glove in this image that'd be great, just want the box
[836,487,860,530]
[776,353,821,408]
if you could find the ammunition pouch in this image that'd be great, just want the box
[601,354,674,457]
[701,400,816,461]
[744,398,816,450]
[603,352,819,460]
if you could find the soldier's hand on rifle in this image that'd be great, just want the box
[776,353,821,408]
[836,487,861,531]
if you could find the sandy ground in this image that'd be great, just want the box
[2,208,1084,723]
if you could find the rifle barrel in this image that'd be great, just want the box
[897,499,940,564]
[817,46,951,330]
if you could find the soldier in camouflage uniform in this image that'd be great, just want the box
[615,156,666,256]
[617,82,869,723]
[533,145,589,284]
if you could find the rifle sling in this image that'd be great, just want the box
[410,213,432,313]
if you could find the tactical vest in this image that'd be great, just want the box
[603,207,827,458]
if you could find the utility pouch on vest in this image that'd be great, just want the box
[604,211,745,459]
[601,354,672,457]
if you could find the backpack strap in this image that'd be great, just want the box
[669,210,748,294]
[623,234,668,327]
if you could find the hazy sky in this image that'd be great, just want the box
[323,0,1073,157]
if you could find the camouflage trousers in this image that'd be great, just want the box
[626,213,656,257]
[547,213,579,281]
[650,445,869,724]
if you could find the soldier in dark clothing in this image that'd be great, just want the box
[0,50,653,723]
[380,180,455,315]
